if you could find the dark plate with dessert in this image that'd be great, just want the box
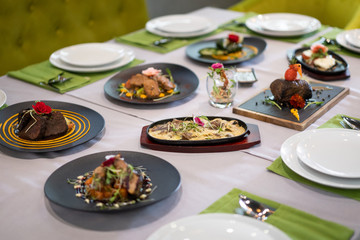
[44,151,181,212]
[0,101,105,152]
[186,37,266,64]
[147,116,249,146]
[104,63,199,105]
[289,47,348,75]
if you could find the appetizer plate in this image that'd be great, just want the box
[344,29,360,48]
[186,37,266,64]
[0,89,6,108]
[146,14,217,38]
[0,101,104,152]
[336,31,360,54]
[281,130,360,189]
[296,129,360,178]
[44,151,181,212]
[245,13,321,37]
[147,116,248,146]
[147,213,290,240]
[50,46,135,73]
[289,47,348,75]
[104,63,199,105]
[59,43,125,67]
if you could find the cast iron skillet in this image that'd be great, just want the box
[147,116,249,146]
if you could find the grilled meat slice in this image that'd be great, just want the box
[153,74,175,91]
[18,114,46,140]
[270,79,312,104]
[143,79,161,98]
[43,111,68,138]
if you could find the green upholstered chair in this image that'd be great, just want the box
[229,0,360,29]
[0,0,148,75]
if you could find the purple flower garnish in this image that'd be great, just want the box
[211,63,224,69]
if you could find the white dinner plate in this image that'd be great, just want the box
[146,213,290,240]
[245,13,321,37]
[149,15,211,33]
[344,29,360,48]
[0,89,7,108]
[146,14,217,38]
[59,43,125,67]
[281,130,360,189]
[49,46,135,73]
[336,30,360,53]
[296,129,360,178]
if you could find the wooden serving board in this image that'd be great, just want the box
[233,81,349,131]
[140,124,261,153]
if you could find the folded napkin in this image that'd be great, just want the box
[303,28,360,58]
[7,59,144,94]
[221,12,328,43]
[115,28,223,54]
[0,103,7,110]
[268,114,360,201]
[201,188,354,240]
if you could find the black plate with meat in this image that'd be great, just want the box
[185,37,266,64]
[289,47,348,75]
[146,116,249,146]
[44,151,181,212]
[0,101,104,152]
[104,63,199,105]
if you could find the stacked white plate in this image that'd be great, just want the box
[146,14,217,38]
[0,89,7,108]
[49,43,135,72]
[245,13,321,37]
[147,213,290,240]
[336,29,360,53]
[281,128,360,189]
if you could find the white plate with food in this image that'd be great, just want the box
[345,29,360,48]
[281,130,360,189]
[147,213,290,240]
[246,13,321,37]
[50,46,135,73]
[0,89,6,108]
[296,129,360,178]
[59,43,125,67]
[146,14,217,38]
[336,31,360,53]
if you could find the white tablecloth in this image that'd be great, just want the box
[1,7,360,240]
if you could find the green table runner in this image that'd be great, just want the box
[221,12,328,43]
[303,28,360,58]
[115,28,223,54]
[202,188,354,240]
[268,114,360,201]
[7,59,144,94]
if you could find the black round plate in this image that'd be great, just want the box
[44,151,181,212]
[147,116,249,146]
[289,47,348,75]
[185,37,267,64]
[104,63,199,105]
[0,101,104,152]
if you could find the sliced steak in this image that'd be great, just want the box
[44,111,68,138]
[153,74,175,91]
[126,74,149,88]
[18,114,46,140]
[143,79,160,98]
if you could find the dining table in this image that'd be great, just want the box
[1,6,360,240]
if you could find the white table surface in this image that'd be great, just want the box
[1,7,360,240]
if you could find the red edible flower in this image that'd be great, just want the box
[102,157,115,167]
[289,94,305,109]
[228,33,239,43]
[32,101,52,114]
[211,63,224,69]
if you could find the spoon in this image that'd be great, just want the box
[48,72,72,85]
[239,194,275,221]
[342,116,360,130]
[153,38,172,47]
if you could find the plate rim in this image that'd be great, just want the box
[104,62,199,105]
[146,213,290,240]
[0,100,105,152]
[336,31,360,54]
[280,129,360,189]
[150,14,212,33]
[44,150,181,212]
[0,89,6,107]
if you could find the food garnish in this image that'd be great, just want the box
[301,43,336,71]
[117,67,179,101]
[68,153,153,209]
[208,63,237,103]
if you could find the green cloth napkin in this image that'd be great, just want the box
[115,28,223,54]
[0,103,7,110]
[303,28,360,58]
[202,188,354,240]
[221,12,328,43]
[268,114,360,201]
[7,59,144,94]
